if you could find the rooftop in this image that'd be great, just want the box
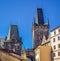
[51,25,60,32]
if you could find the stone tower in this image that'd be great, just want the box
[32,8,49,48]
[4,25,22,55]
[7,25,20,41]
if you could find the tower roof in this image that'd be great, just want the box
[7,25,20,40]
[36,8,44,25]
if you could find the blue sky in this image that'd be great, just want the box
[0,0,60,49]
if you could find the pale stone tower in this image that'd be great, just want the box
[32,8,49,48]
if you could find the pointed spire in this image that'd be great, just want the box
[36,8,44,25]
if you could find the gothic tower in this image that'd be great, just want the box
[32,8,49,48]
[4,25,22,55]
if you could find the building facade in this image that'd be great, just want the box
[4,25,22,55]
[50,26,60,61]
[34,46,51,61]
[32,8,49,49]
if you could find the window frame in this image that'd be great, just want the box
[54,45,56,50]
[53,38,55,42]
[58,52,60,56]
[54,31,56,35]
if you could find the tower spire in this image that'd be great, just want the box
[36,8,44,25]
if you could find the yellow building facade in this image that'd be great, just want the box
[34,46,51,61]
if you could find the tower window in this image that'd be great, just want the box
[17,46,20,49]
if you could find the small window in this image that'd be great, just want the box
[17,46,20,49]
[58,52,60,56]
[58,36,60,40]
[54,45,56,50]
[53,38,55,42]
[58,44,60,48]
[54,31,56,35]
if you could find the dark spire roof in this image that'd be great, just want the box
[7,25,20,40]
[36,8,44,25]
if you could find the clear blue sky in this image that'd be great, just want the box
[0,0,60,49]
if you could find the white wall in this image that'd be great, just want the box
[50,27,60,61]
